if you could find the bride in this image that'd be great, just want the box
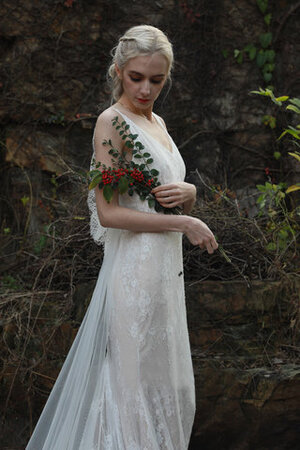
[26,25,218,450]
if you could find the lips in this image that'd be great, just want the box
[137,98,150,104]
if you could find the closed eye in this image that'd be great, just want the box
[151,79,164,84]
[129,76,164,84]
[130,77,142,82]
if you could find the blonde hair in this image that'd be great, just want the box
[107,25,173,101]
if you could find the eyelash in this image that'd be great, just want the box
[130,77,162,84]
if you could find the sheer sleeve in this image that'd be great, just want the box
[87,131,107,246]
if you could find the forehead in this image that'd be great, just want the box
[124,53,168,75]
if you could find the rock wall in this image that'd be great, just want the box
[1,279,299,448]
[1,0,299,200]
[1,0,300,448]
[186,279,300,449]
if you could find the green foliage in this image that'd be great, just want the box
[21,196,30,207]
[252,89,300,150]
[256,181,298,253]
[88,117,180,214]
[45,111,66,125]
[262,114,276,129]
[256,0,268,14]
[234,1,275,83]
[252,88,300,257]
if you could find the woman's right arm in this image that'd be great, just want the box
[94,111,218,254]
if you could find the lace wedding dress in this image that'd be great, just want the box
[26,109,195,450]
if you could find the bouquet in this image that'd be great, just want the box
[88,116,181,215]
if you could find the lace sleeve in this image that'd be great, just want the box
[87,133,107,246]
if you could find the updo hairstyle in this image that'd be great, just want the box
[108,25,173,101]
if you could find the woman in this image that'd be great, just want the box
[27,25,218,449]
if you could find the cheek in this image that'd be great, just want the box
[124,79,138,93]
[153,84,164,97]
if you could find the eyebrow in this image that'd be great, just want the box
[128,71,165,77]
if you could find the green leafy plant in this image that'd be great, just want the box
[88,116,181,214]
[251,88,300,255]
[234,0,275,83]
[256,181,296,252]
[252,88,300,193]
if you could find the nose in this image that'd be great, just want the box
[140,79,150,97]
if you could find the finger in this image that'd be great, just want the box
[160,201,181,208]
[159,197,179,206]
[151,184,177,193]
[212,239,218,250]
[156,195,182,203]
[206,242,214,254]
[154,189,180,198]
[209,236,218,250]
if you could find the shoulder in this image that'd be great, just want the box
[94,106,122,139]
[154,113,167,130]
[95,106,118,128]
[93,105,124,151]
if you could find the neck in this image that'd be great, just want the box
[117,96,153,122]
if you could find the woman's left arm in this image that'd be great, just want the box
[152,182,197,214]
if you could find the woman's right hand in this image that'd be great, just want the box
[183,216,218,254]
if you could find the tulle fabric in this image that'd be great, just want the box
[87,130,107,246]
[26,230,122,449]
[26,109,196,449]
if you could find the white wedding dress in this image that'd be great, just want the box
[26,109,195,450]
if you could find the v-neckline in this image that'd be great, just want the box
[112,107,174,154]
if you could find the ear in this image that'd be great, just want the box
[115,64,122,80]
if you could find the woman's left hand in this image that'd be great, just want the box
[151,182,196,209]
